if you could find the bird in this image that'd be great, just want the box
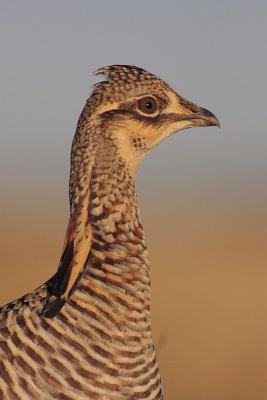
[0,65,219,399]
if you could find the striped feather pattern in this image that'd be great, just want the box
[1,64,218,399]
[0,138,163,399]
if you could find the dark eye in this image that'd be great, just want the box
[138,97,158,115]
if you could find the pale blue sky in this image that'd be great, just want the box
[0,0,266,216]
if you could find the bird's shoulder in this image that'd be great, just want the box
[0,283,48,330]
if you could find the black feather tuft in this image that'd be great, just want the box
[42,297,66,319]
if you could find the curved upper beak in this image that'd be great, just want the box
[189,107,220,128]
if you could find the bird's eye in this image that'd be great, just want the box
[138,97,158,115]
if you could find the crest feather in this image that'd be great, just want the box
[94,65,147,80]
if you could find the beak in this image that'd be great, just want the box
[189,107,220,128]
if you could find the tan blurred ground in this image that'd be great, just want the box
[1,195,267,400]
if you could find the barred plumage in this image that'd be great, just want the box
[0,65,219,399]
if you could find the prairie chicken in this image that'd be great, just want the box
[0,65,219,399]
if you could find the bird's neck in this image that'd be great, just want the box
[77,151,151,322]
[69,133,156,349]
[66,147,162,389]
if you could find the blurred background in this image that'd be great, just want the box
[0,1,267,399]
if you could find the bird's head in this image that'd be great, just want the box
[83,65,219,174]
